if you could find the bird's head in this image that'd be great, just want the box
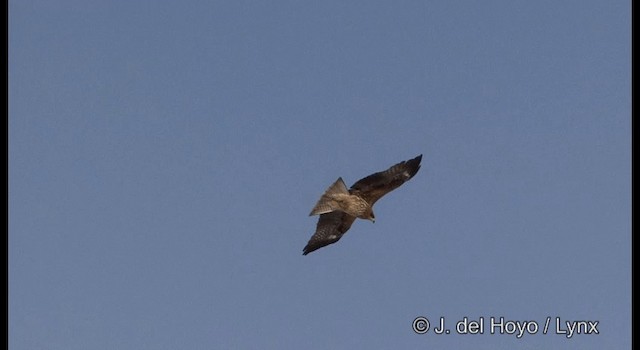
[368,212,376,223]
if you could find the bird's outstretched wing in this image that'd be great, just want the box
[302,211,357,255]
[350,154,422,206]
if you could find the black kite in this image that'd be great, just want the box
[303,154,422,255]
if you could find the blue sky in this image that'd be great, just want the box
[9,0,630,349]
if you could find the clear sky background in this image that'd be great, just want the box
[9,1,630,349]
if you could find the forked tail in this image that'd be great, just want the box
[309,177,349,216]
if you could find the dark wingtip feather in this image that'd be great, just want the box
[302,245,313,255]
[412,154,423,165]
[405,154,423,177]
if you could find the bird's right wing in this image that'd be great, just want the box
[350,154,422,206]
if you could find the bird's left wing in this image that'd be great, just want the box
[302,211,357,255]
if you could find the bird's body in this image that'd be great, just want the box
[309,177,373,220]
[303,154,423,255]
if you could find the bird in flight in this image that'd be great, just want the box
[303,154,423,255]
